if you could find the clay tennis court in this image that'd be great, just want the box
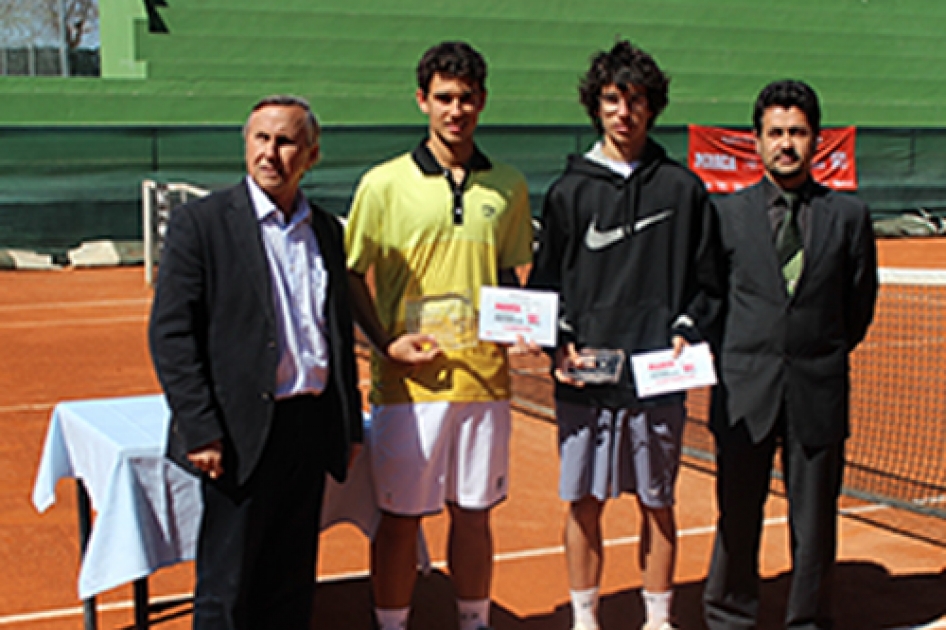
[1,238,944,629]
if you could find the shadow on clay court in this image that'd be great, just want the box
[306,563,946,630]
[570,562,945,630]
[114,596,194,630]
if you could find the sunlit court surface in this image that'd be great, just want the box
[1,241,944,629]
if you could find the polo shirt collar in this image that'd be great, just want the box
[411,141,492,175]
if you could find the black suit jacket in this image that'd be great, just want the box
[710,180,878,448]
[149,181,362,486]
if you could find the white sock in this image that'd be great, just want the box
[569,586,600,629]
[457,597,490,630]
[642,589,673,627]
[375,606,410,630]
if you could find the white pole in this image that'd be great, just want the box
[143,180,154,285]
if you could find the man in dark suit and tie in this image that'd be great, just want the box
[149,95,362,629]
[702,80,878,629]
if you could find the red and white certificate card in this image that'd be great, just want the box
[478,286,558,347]
[631,342,717,397]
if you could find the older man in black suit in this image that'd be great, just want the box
[702,80,878,630]
[149,95,362,629]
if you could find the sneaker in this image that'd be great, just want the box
[642,622,678,630]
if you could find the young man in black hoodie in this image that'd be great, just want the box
[528,41,717,630]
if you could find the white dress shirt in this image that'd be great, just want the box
[247,176,330,398]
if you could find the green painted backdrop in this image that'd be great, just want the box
[2,0,946,127]
[2,0,946,251]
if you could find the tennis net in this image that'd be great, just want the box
[509,266,946,522]
[845,268,946,518]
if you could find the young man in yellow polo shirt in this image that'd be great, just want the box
[346,41,532,630]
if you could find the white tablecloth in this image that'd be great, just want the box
[32,395,384,599]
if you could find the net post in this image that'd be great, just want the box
[143,179,155,286]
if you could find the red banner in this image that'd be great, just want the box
[688,125,857,193]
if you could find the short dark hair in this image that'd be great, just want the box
[245,94,320,146]
[579,40,669,134]
[753,80,821,135]
[416,41,487,96]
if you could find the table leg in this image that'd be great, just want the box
[133,578,150,628]
[76,482,97,630]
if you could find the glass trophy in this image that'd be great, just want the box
[404,292,477,351]
[565,348,626,384]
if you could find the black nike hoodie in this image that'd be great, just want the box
[528,138,718,408]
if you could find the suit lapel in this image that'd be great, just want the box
[739,184,786,296]
[308,206,341,339]
[225,182,275,324]
[798,187,835,295]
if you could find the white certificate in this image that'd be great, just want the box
[478,286,558,347]
[630,342,717,398]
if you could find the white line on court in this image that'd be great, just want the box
[0,316,147,329]
[474,503,909,566]
[0,298,150,313]
[0,478,906,625]
[913,494,946,506]
[840,503,893,516]
[1,503,939,628]
[0,517,762,626]
[0,593,189,626]
[0,390,159,415]
[0,402,56,414]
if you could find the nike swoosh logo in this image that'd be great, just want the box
[633,208,675,232]
[584,217,630,250]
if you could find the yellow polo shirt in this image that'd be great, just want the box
[346,144,532,405]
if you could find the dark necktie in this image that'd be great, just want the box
[776,192,803,293]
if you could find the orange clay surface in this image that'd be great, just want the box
[1,243,944,629]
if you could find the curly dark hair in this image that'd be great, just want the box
[416,41,487,96]
[752,80,821,135]
[579,40,669,134]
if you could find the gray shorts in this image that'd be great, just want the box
[557,400,685,508]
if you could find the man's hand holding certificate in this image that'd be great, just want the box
[631,342,717,397]
[478,286,558,347]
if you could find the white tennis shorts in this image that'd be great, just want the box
[367,400,511,515]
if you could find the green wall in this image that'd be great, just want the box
[2,0,946,126]
[4,0,946,252]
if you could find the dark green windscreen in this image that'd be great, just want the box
[2,125,944,252]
